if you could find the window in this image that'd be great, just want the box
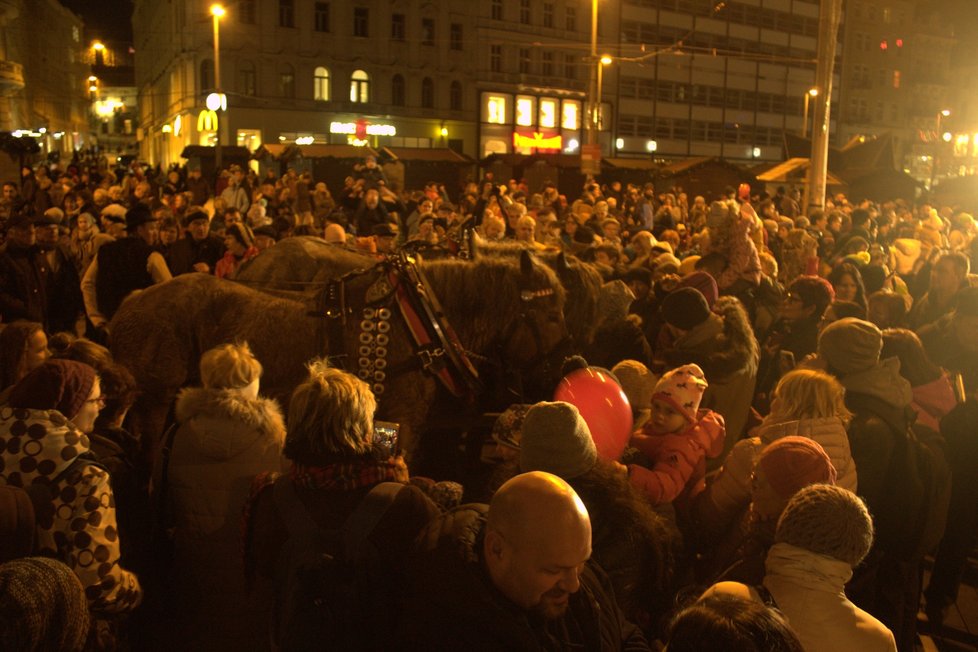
[566,7,576,31]
[279,0,294,27]
[561,100,580,129]
[490,45,502,73]
[422,18,435,46]
[239,0,256,24]
[450,23,462,51]
[314,66,329,100]
[491,0,502,20]
[280,64,295,98]
[539,99,557,128]
[520,0,531,24]
[516,96,535,126]
[485,94,508,124]
[200,59,214,93]
[392,74,405,106]
[421,77,435,108]
[314,3,330,32]
[519,48,531,74]
[350,69,369,102]
[564,54,576,79]
[354,7,368,37]
[239,61,256,96]
[392,14,405,40]
[543,3,554,28]
[542,52,553,76]
[450,81,462,111]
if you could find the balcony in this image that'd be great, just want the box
[0,60,24,94]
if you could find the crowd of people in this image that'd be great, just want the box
[0,152,977,652]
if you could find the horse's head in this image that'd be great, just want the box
[552,252,604,350]
[497,251,572,391]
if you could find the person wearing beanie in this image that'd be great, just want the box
[704,484,896,652]
[215,222,260,279]
[0,360,143,620]
[655,287,759,464]
[0,557,91,652]
[612,359,658,428]
[80,202,172,333]
[165,206,226,276]
[625,364,725,507]
[712,436,838,585]
[519,401,598,480]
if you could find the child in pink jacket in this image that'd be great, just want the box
[627,364,726,508]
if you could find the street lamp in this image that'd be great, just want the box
[587,0,599,147]
[595,55,612,133]
[930,109,951,188]
[802,88,818,139]
[210,4,225,173]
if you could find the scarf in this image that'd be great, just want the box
[290,457,409,491]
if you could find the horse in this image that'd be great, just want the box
[235,236,605,350]
[109,252,567,468]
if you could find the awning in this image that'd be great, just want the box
[381,147,472,163]
[179,145,251,159]
[756,157,845,185]
[603,157,660,171]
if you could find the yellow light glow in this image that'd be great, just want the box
[516,97,534,127]
[88,84,97,92]
[87,75,97,82]
[808,88,819,97]
[941,109,951,117]
[210,4,225,18]
[600,55,612,65]
[539,99,557,128]
[439,127,448,137]
[486,95,507,125]
[92,41,105,51]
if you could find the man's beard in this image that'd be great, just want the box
[531,587,571,620]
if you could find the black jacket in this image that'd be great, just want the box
[0,242,48,324]
[166,235,225,276]
[398,505,650,651]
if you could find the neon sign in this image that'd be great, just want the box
[329,121,396,136]
[513,132,562,150]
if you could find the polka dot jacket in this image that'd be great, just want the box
[0,406,142,614]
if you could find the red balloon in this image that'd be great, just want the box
[554,367,633,461]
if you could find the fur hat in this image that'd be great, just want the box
[100,203,127,223]
[519,401,597,479]
[660,287,711,331]
[8,359,97,419]
[598,280,636,323]
[226,222,256,248]
[775,484,874,566]
[651,364,708,423]
[817,318,882,375]
[758,436,837,499]
[612,360,657,412]
[0,557,91,652]
[676,271,719,309]
[491,403,532,451]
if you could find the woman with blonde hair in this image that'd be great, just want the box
[155,341,286,650]
[244,361,438,650]
[694,368,857,546]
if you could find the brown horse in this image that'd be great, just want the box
[110,252,567,463]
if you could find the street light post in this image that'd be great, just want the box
[930,108,950,190]
[211,4,225,175]
[802,87,818,139]
[587,0,599,147]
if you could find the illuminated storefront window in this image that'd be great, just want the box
[485,94,509,124]
[516,96,535,127]
[562,100,580,130]
[539,99,557,128]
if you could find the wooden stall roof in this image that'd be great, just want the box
[381,147,472,163]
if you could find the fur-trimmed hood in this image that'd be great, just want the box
[667,296,759,382]
[175,387,286,460]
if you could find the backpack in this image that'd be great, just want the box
[847,393,951,561]
[271,477,403,652]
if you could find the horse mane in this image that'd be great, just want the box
[420,255,565,354]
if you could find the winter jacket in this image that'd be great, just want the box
[398,505,651,651]
[166,234,226,276]
[157,387,286,651]
[706,543,896,652]
[0,407,142,614]
[628,409,725,506]
[919,315,978,396]
[660,296,759,455]
[694,416,858,538]
[214,246,260,279]
[0,241,48,324]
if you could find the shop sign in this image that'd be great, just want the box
[329,120,396,138]
[197,109,218,133]
[513,131,562,150]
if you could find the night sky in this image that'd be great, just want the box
[60,0,132,43]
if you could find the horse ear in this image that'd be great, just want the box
[469,228,480,260]
[520,249,534,277]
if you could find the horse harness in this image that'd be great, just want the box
[318,253,482,401]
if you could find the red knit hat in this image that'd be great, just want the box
[758,436,837,499]
[8,360,96,420]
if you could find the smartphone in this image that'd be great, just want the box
[373,421,400,458]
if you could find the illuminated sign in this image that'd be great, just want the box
[329,121,396,136]
[197,109,218,132]
[295,136,315,145]
[513,131,562,150]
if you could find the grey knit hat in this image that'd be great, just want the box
[817,317,883,375]
[611,360,657,412]
[519,401,597,480]
[0,557,91,652]
[775,484,874,566]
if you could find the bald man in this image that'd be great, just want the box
[398,471,649,650]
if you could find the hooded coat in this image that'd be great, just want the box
[0,407,142,614]
[158,387,286,651]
